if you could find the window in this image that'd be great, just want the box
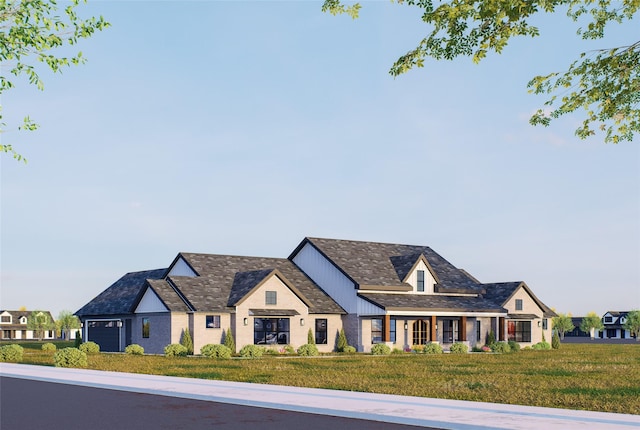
[412,319,429,345]
[206,315,220,329]
[476,320,482,342]
[507,321,531,342]
[604,316,613,323]
[2,330,11,339]
[254,318,289,344]
[443,320,459,344]
[315,319,327,344]
[1,315,11,323]
[542,319,548,330]
[265,291,277,305]
[142,318,150,338]
[515,299,523,311]
[389,319,396,343]
[371,318,383,344]
[417,270,425,292]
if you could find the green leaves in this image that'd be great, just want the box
[0,0,110,162]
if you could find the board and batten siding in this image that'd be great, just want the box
[292,243,359,313]
[406,260,436,294]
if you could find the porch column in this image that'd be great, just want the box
[498,317,505,341]
[384,314,391,342]
[460,316,467,341]
[430,315,437,341]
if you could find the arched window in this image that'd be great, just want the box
[412,319,429,345]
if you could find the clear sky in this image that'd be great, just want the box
[1,1,638,320]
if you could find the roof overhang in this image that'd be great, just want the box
[249,309,300,317]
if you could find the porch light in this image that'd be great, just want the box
[117,321,123,328]
[300,318,305,326]
[243,318,248,326]
[404,322,408,330]
[538,321,541,327]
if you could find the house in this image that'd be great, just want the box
[565,317,590,338]
[76,237,556,353]
[600,311,634,339]
[0,310,56,340]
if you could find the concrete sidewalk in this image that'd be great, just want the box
[1,363,639,430]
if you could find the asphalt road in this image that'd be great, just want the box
[0,377,433,430]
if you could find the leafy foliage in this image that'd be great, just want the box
[307,328,315,345]
[164,344,188,357]
[623,310,640,339]
[323,0,639,142]
[507,341,521,352]
[54,347,87,368]
[0,344,24,362]
[180,328,193,355]
[41,342,56,353]
[553,313,575,339]
[74,331,82,348]
[370,343,391,355]
[297,343,320,356]
[486,331,496,346]
[56,311,80,340]
[239,344,264,358]
[423,343,443,354]
[580,312,604,337]
[490,342,511,353]
[125,344,144,355]
[27,310,54,340]
[552,331,561,349]
[200,344,232,359]
[223,328,235,353]
[0,0,110,162]
[449,342,468,354]
[337,328,349,352]
[79,341,100,354]
[533,341,552,350]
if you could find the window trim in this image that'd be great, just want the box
[315,318,328,345]
[265,291,277,305]
[206,315,221,329]
[371,318,383,344]
[142,318,150,338]
[507,320,531,342]
[515,299,523,311]
[417,270,425,292]
[253,318,289,345]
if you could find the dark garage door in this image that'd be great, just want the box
[87,321,120,352]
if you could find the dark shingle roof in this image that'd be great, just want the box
[482,282,557,318]
[161,253,344,314]
[146,279,191,312]
[358,293,505,313]
[75,269,166,317]
[295,237,485,294]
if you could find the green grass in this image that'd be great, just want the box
[5,342,639,414]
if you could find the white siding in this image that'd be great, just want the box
[406,260,436,294]
[135,288,169,313]
[168,257,196,277]
[292,243,359,313]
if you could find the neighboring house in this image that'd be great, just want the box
[600,311,634,339]
[76,237,556,353]
[0,310,56,340]
[565,317,590,338]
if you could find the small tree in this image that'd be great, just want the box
[552,313,575,340]
[307,328,315,345]
[74,331,82,348]
[27,310,55,341]
[56,311,81,340]
[623,310,640,341]
[486,330,496,346]
[552,331,561,349]
[337,328,348,352]
[181,328,194,355]
[580,312,604,339]
[223,329,235,353]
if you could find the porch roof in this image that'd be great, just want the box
[358,293,505,313]
[249,309,300,316]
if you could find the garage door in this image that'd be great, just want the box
[87,320,120,352]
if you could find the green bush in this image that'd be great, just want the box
[54,347,87,368]
[79,341,100,354]
[239,344,264,358]
[283,345,296,354]
[0,344,24,362]
[223,329,235,353]
[164,343,188,357]
[200,344,232,359]
[533,341,551,350]
[449,343,468,354]
[181,328,193,355]
[490,342,511,353]
[343,345,356,353]
[74,331,82,348]
[391,348,404,354]
[552,332,561,349]
[423,343,443,354]
[307,328,315,345]
[297,343,319,356]
[337,328,349,352]
[371,343,391,355]
[486,331,496,345]
[42,342,57,353]
[507,341,521,352]
[125,344,144,355]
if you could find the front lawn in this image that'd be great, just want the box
[8,342,640,414]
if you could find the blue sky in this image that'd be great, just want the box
[1,1,638,320]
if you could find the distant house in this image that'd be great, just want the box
[600,311,634,339]
[565,317,590,337]
[76,237,556,353]
[0,310,56,340]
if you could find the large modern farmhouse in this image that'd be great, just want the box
[76,237,556,354]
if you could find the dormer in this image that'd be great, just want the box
[0,311,12,324]
[19,316,27,325]
[403,256,437,294]
[603,312,615,324]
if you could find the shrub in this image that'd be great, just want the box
[0,344,24,362]
[223,329,235,353]
[79,341,100,354]
[283,345,296,354]
[54,347,87,368]
[391,347,404,354]
[533,341,551,350]
[552,331,561,349]
[449,343,468,354]
[370,343,391,355]
[74,331,82,348]
[343,345,356,354]
[423,343,443,354]
[297,344,319,356]
[239,344,264,358]
[307,328,315,345]
[337,328,348,352]
[490,342,511,353]
[412,345,424,353]
[181,328,193,355]
[200,344,232,359]
[507,341,521,352]
[41,342,57,353]
[265,348,280,356]
[164,343,188,357]
[125,344,144,355]
[486,331,496,346]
